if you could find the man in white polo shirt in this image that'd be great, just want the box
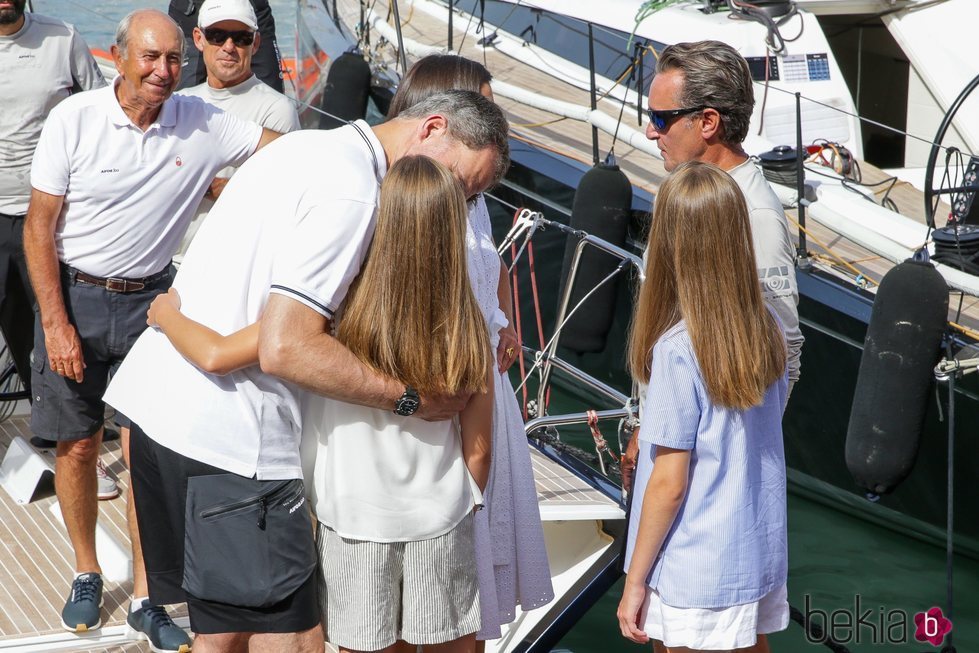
[105,89,509,651]
[0,0,104,447]
[24,8,277,648]
[175,0,300,260]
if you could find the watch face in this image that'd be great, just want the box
[395,396,420,416]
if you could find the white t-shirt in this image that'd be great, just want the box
[104,122,386,480]
[30,79,262,278]
[0,13,105,215]
[727,159,803,383]
[303,397,477,542]
[176,75,301,257]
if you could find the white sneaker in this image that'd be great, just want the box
[96,458,119,500]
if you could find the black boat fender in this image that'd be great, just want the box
[319,51,372,130]
[845,259,949,496]
[556,163,632,354]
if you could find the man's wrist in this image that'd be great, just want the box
[393,386,421,416]
[40,311,71,330]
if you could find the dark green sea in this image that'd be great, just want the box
[37,2,977,649]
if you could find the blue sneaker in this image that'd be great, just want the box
[126,600,193,653]
[60,572,103,632]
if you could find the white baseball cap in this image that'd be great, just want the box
[198,0,259,31]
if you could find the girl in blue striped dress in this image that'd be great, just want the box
[618,161,790,652]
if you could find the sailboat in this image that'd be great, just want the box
[286,0,978,648]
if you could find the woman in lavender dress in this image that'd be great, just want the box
[388,55,554,641]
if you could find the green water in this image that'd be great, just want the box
[553,486,978,652]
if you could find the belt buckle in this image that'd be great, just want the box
[105,278,142,293]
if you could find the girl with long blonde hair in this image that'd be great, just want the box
[617,161,789,653]
[146,155,494,652]
[386,54,555,643]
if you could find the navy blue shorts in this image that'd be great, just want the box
[29,265,172,441]
[130,424,320,634]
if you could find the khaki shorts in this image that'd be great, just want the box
[317,514,480,650]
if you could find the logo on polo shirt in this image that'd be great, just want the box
[100,168,119,174]
[175,156,183,167]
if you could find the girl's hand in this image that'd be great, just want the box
[496,323,519,373]
[616,577,650,644]
[147,288,181,327]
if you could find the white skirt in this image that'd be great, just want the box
[640,584,790,651]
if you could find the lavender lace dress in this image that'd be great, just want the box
[467,196,554,639]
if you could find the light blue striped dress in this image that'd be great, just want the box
[624,320,788,609]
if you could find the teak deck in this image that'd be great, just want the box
[0,414,617,651]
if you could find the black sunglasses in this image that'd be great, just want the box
[203,27,255,47]
[646,106,707,131]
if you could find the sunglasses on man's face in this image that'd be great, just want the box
[203,27,255,47]
[646,106,707,131]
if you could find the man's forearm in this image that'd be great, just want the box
[259,293,468,420]
[24,191,69,328]
[259,317,401,409]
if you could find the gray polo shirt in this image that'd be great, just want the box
[0,13,105,215]
[727,158,803,383]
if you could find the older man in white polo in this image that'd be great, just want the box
[25,8,277,649]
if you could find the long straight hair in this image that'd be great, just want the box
[628,161,786,409]
[337,155,490,395]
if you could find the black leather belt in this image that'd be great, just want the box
[63,264,170,294]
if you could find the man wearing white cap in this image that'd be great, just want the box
[176,0,300,260]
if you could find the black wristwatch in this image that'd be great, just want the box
[394,386,420,416]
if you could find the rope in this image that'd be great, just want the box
[525,237,550,411]
[586,410,608,452]
[529,426,622,476]
[783,214,880,287]
[586,409,622,476]
[509,117,568,129]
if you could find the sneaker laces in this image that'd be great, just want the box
[96,458,111,481]
[71,576,100,604]
[142,604,178,629]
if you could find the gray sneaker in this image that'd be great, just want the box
[61,572,103,632]
[126,600,193,653]
[96,458,119,500]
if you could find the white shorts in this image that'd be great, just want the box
[640,584,790,651]
[316,514,480,650]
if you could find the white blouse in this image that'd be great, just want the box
[303,395,478,542]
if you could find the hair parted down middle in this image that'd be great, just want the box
[337,155,491,395]
[628,161,786,409]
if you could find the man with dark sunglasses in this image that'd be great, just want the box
[169,0,285,93]
[643,40,802,392]
[623,42,804,522]
[176,0,299,261]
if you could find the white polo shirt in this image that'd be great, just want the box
[30,79,262,278]
[104,122,386,480]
